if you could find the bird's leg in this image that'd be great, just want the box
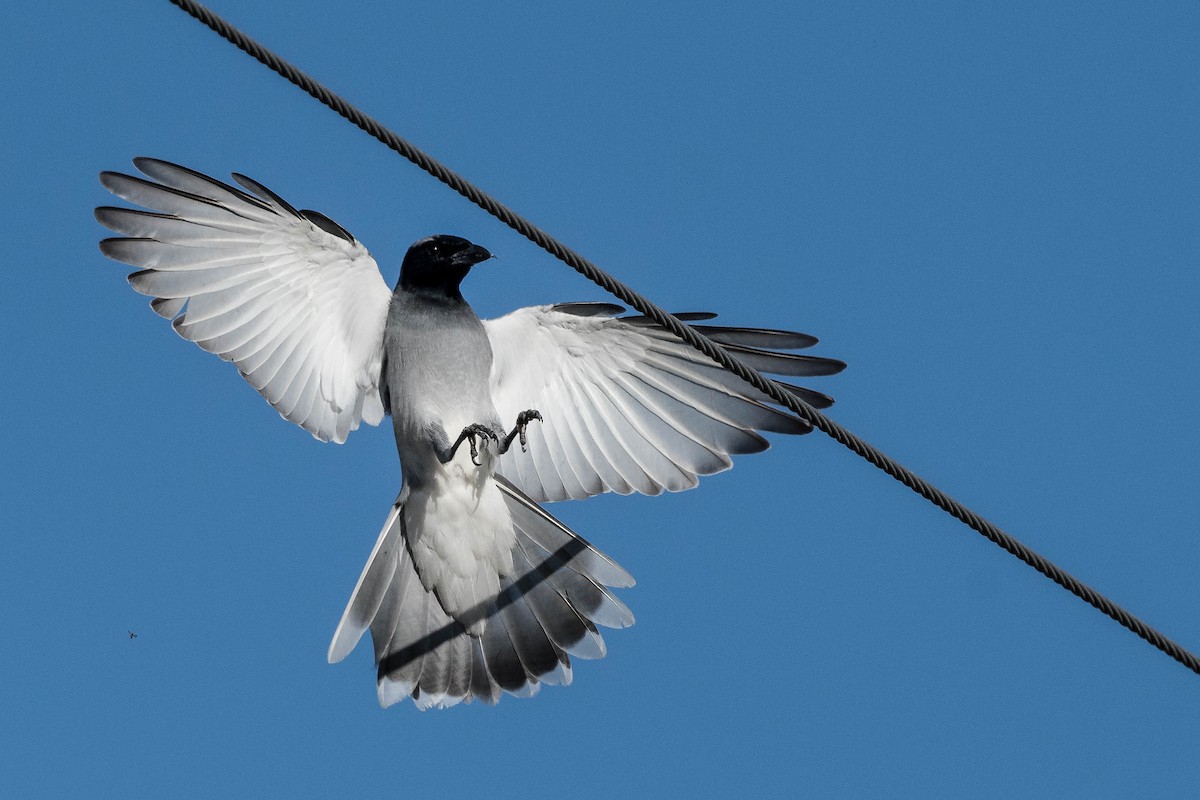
[440,423,500,466]
[497,410,543,454]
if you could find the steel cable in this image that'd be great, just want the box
[165,0,1200,675]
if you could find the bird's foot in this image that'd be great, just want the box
[499,409,543,454]
[447,423,500,466]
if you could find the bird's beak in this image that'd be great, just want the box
[452,243,493,267]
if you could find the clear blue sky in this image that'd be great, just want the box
[3,2,1198,797]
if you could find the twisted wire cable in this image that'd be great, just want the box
[166,0,1200,675]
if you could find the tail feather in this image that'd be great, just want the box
[482,600,537,694]
[327,501,403,664]
[329,479,633,708]
[370,543,416,665]
[467,636,501,704]
[515,523,635,630]
[497,476,634,588]
[510,530,608,660]
[412,593,456,710]
[509,538,594,665]
[376,557,429,705]
[444,632,473,704]
[497,573,567,680]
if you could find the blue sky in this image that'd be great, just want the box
[3,1,1199,797]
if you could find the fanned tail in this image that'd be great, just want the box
[328,478,634,708]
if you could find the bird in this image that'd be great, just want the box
[95,158,845,709]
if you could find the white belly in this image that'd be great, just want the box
[403,462,515,634]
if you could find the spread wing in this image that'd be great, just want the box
[484,303,845,502]
[96,158,393,444]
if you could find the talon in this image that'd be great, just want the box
[477,428,499,464]
[517,409,542,452]
[450,422,501,466]
[495,411,543,456]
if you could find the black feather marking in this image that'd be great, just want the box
[98,237,150,262]
[446,631,472,701]
[551,302,626,317]
[133,157,271,209]
[300,209,356,243]
[231,172,303,218]
[95,206,176,227]
[497,575,563,678]
[378,350,391,416]
[717,343,847,377]
[509,542,579,663]
[101,171,229,210]
[692,324,819,350]
[620,311,718,325]
[482,601,532,692]
[773,381,836,409]
[150,296,187,320]
[468,637,500,704]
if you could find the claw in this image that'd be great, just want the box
[470,432,497,466]
[448,423,500,466]
[495,410,544,456]
[516,409,543,452]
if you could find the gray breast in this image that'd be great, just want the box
[382,290,495,425]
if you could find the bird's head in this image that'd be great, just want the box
[398,234,492,297]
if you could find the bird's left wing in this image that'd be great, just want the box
[96,158,393,444]
[485,303,845,502]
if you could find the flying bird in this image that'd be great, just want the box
[95,158,845,709]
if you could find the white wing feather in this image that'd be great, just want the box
[485,304,843,501]
[97,158,392,443]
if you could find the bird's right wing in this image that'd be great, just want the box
[96,158,393,444]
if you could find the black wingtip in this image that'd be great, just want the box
[774,381,837,409]
[231,172,302,217]
[132,155,166,174]
[98,236,147,261]
[97,170,126,191]
[692,324,820,350]
[300,209,356,243]
[551,302,627,317]
[620,311,720,325]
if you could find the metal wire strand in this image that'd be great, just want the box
[166,0,1200,675]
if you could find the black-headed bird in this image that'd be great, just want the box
[96,159,844,708]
